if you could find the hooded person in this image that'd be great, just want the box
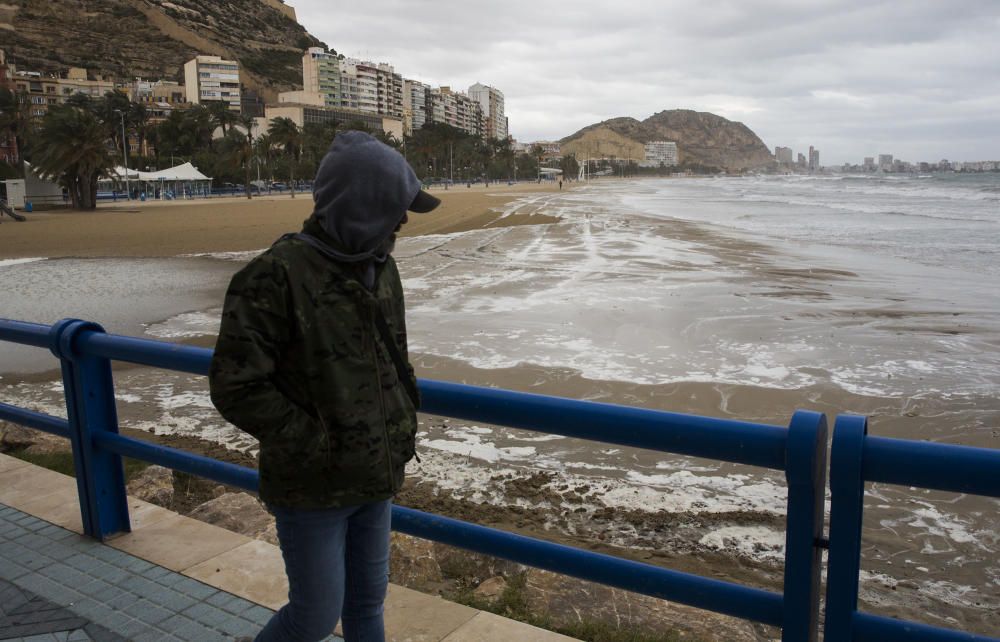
[209,130,439,642]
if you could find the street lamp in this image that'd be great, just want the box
[114,109,131,200]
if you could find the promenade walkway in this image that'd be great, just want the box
[0,453,574,641]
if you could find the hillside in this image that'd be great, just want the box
[0,0,329,99]
[561,109,774,171]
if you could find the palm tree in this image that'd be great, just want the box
[206,100,238,138]
[31,104,113,210]
[237,113,257,199]
[268,117,301,198]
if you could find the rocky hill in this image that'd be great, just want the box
[561,110,774,171]
[0,0,329,99]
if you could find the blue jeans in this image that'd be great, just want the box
[256,500,392,642]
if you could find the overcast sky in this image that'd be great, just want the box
[292,1,999,165]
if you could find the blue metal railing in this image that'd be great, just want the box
[0,317,997,641]
[824,415,1000,642]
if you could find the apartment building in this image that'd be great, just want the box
[0,49,16,165]
[641,141,678,167]
[402,79,430,135]
[183,55,241,111]
[264,102,403,140]
[429,86,482,137]
[376,63,404,119]
[808,146,820,170]
[302,47,341,108]
[10,66,117,118]
[468,82,507,140]
[774,146,793,165]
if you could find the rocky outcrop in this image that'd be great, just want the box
[126,464,175,507]
[187,491,277,545]
[0,421,69,455]
[561,109,775,172]
[2,0,329,98]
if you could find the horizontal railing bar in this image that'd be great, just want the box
[77,332,212,376]
[62,330,790,468]
[0,319,51,349]
[92,429,784,625]
[853,611,999,641]
[92,432,258,492]
[419,379,789,469]
[392,505,785,626]
[863,436,1000,497]
[0,402,71,437]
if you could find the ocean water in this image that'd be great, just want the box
[2,173,998,631]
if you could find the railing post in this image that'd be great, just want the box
[824,414,868,641]
[49,318,130,540]
[781,409,828,642]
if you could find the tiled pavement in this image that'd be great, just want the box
[0,503,339,641]
[0,452,576,642]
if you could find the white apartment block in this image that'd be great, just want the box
[775,146,793,164]
[338,58,402,118]
[184,55,241,111]
[429,86,482,137]
[468,82,507,140]
[302,47,340,108]
[403,79,430,135]
[641,141,678,167]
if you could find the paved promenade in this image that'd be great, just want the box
[0,453,575,641]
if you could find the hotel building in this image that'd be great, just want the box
[302,47,341,108]
[642,141,678,167]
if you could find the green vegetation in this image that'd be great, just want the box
[10,448,150,482]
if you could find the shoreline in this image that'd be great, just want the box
[0,181,568,260]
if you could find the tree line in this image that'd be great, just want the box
[1,87,581,210]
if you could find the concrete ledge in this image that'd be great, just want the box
[0,454,581,641]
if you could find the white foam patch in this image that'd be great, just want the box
[0,257,46,268]
[699,526,785,561]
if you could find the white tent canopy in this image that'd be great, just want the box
[108,162,211,182]
[102,162,213,200]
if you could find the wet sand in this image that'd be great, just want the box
[0,182,564,260]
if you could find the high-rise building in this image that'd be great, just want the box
[775,146,793,165]
[878,154,893,170]
[863,157,875,171]
[402,79,430,135]
[641,141,678,167]
[797,153,807,168]
[184,55,241,111]
[808,146,819,170]
[376,63,404,119]
[468,83,507,141]
[302,47,341,108]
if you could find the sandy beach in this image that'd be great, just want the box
[0,182,564,260]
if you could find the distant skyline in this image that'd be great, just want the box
[292,1,1000,165]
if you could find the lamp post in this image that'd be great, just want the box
[114,109,131,200]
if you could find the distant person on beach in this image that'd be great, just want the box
[210,131,440,642]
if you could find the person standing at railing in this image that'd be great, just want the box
[209,131,440,642]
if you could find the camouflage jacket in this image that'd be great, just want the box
[209,222,418,509]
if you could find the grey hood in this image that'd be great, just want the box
[310,130,430,263]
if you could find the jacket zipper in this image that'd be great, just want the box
[371,305,397,493]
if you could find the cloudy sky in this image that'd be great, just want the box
[293,1,1000,165]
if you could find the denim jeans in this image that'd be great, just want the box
[256,499,392,642]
